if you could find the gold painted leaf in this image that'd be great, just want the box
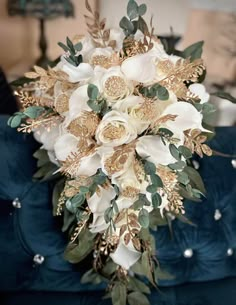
[24,72,39,79]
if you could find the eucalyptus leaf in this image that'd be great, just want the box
[138,4,147,16]
[151,193,162,209]
[168,161,186,170]
[182,41,204,60]
[169,144,181,161]
[146,184,157,193]
[150,174,163,188]
[127,0,139,20]
[24,106,45,119]
[178,145,192,159]
[87,84,99,100]
[119,16,134,32]
[128,277,151,294]
[144,160,156,175]
[156,85,169,100]
[58,41,70,52]
[138,209,150,228]
[87,99,101,112]
[211,91,236,104]
[9,115,22,128]
[81,269,102,285]
[74,42,83,52]
[177,171,190,185]
[112,282,127,305]
[183,166,206,194]
[128,292,150,305]
[158,128,173,138]
[66,36,75,54]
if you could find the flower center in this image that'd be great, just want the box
[104,76,127,99]
[102,123,126,140]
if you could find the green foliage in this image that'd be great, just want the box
[158,128,174,138]
[128,292,150,305]
[87,84,99,100]
[140,84,169,100]
[183,166,206,195]
[169,144,181,161]
[211,91,236,104]
[177,171,190,186]
[182,41,204,61]
[64,229,95,263]
[7,114,23,128]
[138,209,150,228]
[24,106,45,119]
[178,145,192,159]
[80,269,103,285]
[58,36,83,67]
[151,193,162,209]
[168,161,186,170]
[149,209,168,228]
[144,160,156,175]
[133,194,150,210]
[128,277,151,294]
[150,174,163,188]
[112,282,127,305]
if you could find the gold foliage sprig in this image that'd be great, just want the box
[84,0,116,48]
[184,129,212,158]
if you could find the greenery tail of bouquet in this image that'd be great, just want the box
[9,0,234,304]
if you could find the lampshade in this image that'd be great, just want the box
[7,0,74,19]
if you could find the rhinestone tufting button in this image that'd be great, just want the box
[227,248,234,256]
[12,198,21,209]
[214,209,222,221]
[231,160,236,169]
[192,160,200,170]
[33,254,45,265]
[183,249,193,258]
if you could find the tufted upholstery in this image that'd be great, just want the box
[0,114,236,300]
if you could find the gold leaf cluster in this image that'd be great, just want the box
[184,129,212,157]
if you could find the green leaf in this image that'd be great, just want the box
[66,36,75,54]
[128,292,150,305]
[156,85,169,100]
[64,229,95,263]
[144,160,156,175]
[168,161,186,170]
[80,269,102,285]
[149,209,167,228]
[112,282,127,305]
[178,145,192,159]
[138,209,150,228]
[62,209,76,232]
[79,186,90,194]
[137,16,149,34]
[150,174,163,188]
[74,42,83,52]
[169,144,181,161]
[158,128,173,138]
[87,99,101,112]
[183,166,206,194]
[138,4,147,16]
[113,200,119,214]
[71,193,85,206]
[151,193,162,209]
[119,16,134,32]
[87,84,99,100]
[128,277,151,294]
[211,91,236,104]
[8,115,22,128]
[24,106,45,119]
[182,41,204,60]
[127,0,139,20]
[93,173,107,185]
[177,171,190,185]
[58,41,70,52]
[146,184,157,193]
[104,206,114,223]
[65,56,77,67]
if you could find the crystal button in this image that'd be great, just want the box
[33,254,45,265]
[231,160,236,169]
[214,209,222,221]
[192,160,200,170]
[12,198,21,209]
[227,248,234,256]
[183,248,193,258]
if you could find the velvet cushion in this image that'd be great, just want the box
[0,114,236,294]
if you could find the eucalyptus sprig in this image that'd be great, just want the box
[58,37,83,67]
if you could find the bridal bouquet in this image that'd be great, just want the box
[9,0,214,304]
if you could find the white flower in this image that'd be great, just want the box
[88,47,115,66]
[54,134,101,176]
[34,123,60,151]
[162,102,208,133]
[88,185,116,234]
[189,83,210,104]
[96,110,137,146]
[59,57,94,83]
[116,196,135,211]
[136,135,183,166]
[121,51,156,84]
[110,240,141,270]
[68,84,91,120]
[109,28,125,51]
[87,185,116,214]
[98,66,134,104]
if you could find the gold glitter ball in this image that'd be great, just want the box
[55,94,69,113]
[104,76,127,99]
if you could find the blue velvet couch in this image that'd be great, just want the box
[0,114,236,304]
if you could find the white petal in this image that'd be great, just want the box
[121,52,156,83]
[89,213,109,233]
[87,185,116,214]
[69,84,91,120]
[116,196,134,211]
[136,135,177,166]
[163,102,204,133]
[189,83,210,104]
[54,134,79,161]
[110,241,141,270]
[61,61,94,83]
[76,152,101,177]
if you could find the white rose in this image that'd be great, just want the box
[98,66,134,104]
[89,213,109,234]
[121,50,156,84]
[88,47,115,67]
[96,110,137,147]
[109,28,125,51]
[34,122,60,151]
[189,83,210,104]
